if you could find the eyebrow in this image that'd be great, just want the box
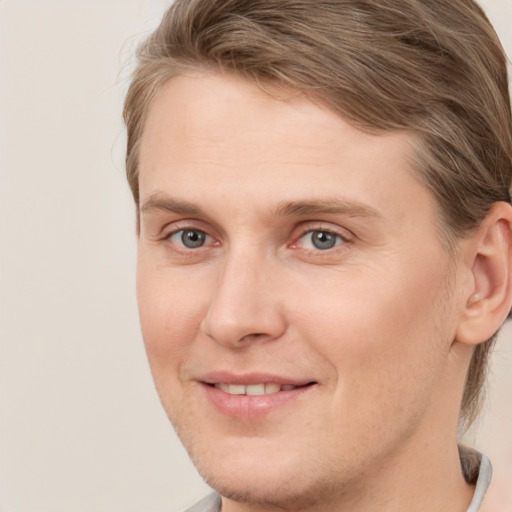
[140,194,205,217]
[140,193,382,220]
[274,198,382,219]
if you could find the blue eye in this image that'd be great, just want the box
[301,230,343,250]
[170,229,210,249]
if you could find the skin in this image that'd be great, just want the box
[136,72,486,512]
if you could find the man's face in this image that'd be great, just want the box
[137,73,465,508]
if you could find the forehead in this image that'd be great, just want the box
[141,72,408,159]
[138,72,435,231]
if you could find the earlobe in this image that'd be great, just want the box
[456,202,512,346]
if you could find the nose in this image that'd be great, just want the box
[200,248,287,348]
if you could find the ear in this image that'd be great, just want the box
[456,202,512,346]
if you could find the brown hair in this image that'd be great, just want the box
[123,0,512,427]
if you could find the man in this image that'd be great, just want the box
[123,1,512,510]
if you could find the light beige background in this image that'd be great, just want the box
[0,1,511,511]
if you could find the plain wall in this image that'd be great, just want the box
[0,1,511,511]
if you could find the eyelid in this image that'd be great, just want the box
[160,219,213,238]
[168,228,211,247]
[289,223,353,248]
[161,221,220,250]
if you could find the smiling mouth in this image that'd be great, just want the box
[211,382,315,396]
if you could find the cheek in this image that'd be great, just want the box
[136,264,207,379]
[295,258,454,398]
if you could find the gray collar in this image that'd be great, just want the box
[460,446,492,512]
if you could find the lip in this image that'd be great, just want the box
[198,371,317,419]
[200,371,314,387]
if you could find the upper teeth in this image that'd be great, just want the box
[214,383,297,395]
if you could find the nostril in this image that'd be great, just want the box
[239,333,267,343]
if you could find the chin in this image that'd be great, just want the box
[185,440,345,510]
[201,469,338,511]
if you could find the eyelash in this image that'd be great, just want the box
[293,228,349,251]
[163,228,215,251]
[162,224,352,255]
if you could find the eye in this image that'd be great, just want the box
[299,230,344,250]
[169,229,211,249]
